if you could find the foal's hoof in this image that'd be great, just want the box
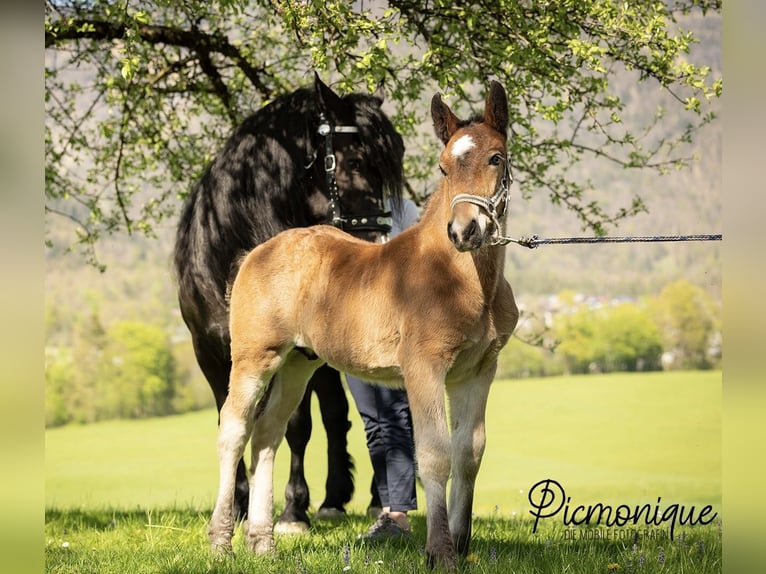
[316,507,346,520]
[273,520,310,535]
[245,534,276,554]
[426,551,458,571]
[210,541,234,559]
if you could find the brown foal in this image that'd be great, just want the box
[209,81,519,569]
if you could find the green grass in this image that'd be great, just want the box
[46,371,721,572]
[45,508,721,573]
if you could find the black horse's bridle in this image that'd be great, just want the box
[313,113,393,235]
[449,159,514,246]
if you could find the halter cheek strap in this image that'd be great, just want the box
[318,117,353,228]
[449,160,514,246]
[316,114,393,234]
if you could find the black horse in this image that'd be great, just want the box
[174,74,404,531]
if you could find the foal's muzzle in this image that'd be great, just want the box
[447,208,491,252]
[448,161,513,252]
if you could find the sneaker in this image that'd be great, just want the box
[357,513,411,542]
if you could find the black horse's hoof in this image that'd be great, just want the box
[316,507,346,520]
[273,520,310,535]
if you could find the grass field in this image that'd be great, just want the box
[45,371,721,572]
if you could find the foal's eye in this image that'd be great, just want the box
[489,154,503,166]
[439,165,447,176]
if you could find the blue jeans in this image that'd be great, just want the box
[345,376,417,512]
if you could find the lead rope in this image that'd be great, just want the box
[495,233,722,249]
[448,161,722,248]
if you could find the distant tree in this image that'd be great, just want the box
[99,320,178,418]
[554,301,663,374]
[555,307,600,374]
[598,303,663,372]
[65,303,108,423]
[44,347,74,426]
[45,311,212,425]
[497,339,556,379]
[45,0,721,268]
[653,279,720,369]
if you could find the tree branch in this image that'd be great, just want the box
[45,18,275,99]
[113,77,134,235]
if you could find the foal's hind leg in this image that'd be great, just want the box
[245,352,322,553]
[275,383,314,533]
[189,333,250,520]
[445,371,493,557]
[209,366,270,554]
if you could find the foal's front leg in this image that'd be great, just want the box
[405,369,456,570]
[446,371,493,557]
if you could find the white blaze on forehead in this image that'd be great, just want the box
[450,134,475,159]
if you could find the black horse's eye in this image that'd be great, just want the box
[345,157,362,171]
[489,154,503,166]
[439,165,447,176]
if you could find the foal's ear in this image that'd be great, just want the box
[484,80,508,136]
[315,72,344,117]
[431,93,460,145]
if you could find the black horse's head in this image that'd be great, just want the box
[174,74,407,315]
[306,74,405,242]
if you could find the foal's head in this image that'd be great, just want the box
[431,81,511,252]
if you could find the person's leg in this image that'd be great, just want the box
[345,375,390,510]
[375,384,417,530]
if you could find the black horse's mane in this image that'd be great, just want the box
[174,84,404,318]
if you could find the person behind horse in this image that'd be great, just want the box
[345,196,420,541]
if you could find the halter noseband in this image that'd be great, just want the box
[315,113,393,235]
[449,160,514,246]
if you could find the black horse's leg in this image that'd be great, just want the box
[312,366,355,518]
[274,380,314,532]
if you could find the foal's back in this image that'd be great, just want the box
[229,206,492,385]
[230,224,403,381]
